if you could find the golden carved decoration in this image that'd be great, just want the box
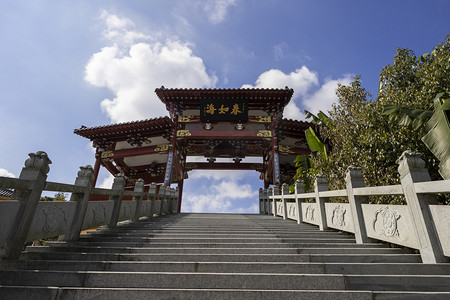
[185,163,198,170]
[154,144,169,152]
[101,151,114,159]
[256,116,271,123]
[256,130,272,138]
[279,145,294,153]
[177,130,192,137]
[178,116,194,122]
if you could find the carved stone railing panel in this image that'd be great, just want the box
[325,203,355,233]
[362,204,419,249]
[276,200,284,217]
[0,201,21,245]
[140,200,152,218]
[154,200,161,215]
[26,201,77,242]
[429,205,450,257]
[118,201,137,222]
[286,202,298,220]
[301,202,320,226]
[81,201,115,231]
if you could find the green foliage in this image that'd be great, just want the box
[305,110,331,128]
[422,93,450,179]
[291,154,312,192]
[382,93,450,179]
[305,127,328,160]
[290,111,329,193]
[303,36,450,204]
[40,192,68,202]
[54,192,68,202]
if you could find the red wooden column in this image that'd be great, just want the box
[271,112,280,186]
[177,178,184,213]
[163,104,179,187]
[92,151,101,187]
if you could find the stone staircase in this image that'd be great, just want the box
[1,213,450,299]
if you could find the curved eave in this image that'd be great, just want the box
[74,116,173,140]
[279,119,312,135]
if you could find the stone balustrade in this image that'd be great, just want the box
[260,150,450,264]
[0,151,179,260]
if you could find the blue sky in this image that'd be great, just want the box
[0,0,449,213]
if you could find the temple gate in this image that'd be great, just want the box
[74,87,312,212]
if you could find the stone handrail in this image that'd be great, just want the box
[260,150,450,264]
[0,151,179,260]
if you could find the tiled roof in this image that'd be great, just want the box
[74,116,173,140]
[155,87,294,110]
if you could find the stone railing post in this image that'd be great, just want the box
[159,185,166,215]
[148,183,157,218]
[108,173,127,228]
[259,188,264,214]
[397,150,448,263]
[174,187,179,213]
[345,166,373,244]
[314,175,328,230]
[64,165,94,241]
[294,179,304,224]
[167,188,174,214]
[265,189,270,214]
[281,183,289,220]
[2,151,51,260]
[266,187,273,215]
[132,179,145,221]
[272,186,280,217]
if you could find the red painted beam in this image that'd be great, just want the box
[178,130,270,140]
[111,144,169,159]
[187,162,263,171]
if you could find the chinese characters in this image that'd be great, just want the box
[200,99,248,122]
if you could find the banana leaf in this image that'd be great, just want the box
[305,127,327,160]
[291,154,312,192]
[421,95,450,179]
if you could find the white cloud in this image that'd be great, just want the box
[0,168,15,178]
[85,11,218,123]
[213,180,256,199]
[303,75,353,115]
[203,0,237,24]
[182,178,258,213]
[242,67,318,96]
[243,68,353,121]
[189,169,251,181]
[283,101,305,120]
[273,42,288,61]
[98,174,114,189]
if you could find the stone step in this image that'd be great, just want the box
[20,251,422,263]
[26,246,299,255]
[45,241,389,249]
[1,270,449,291]
[0,287,376,300]
[76,237,357,244]
[83,232,350,238]
[3,213,446,298]
[3,260,449,275]
[25,245,408,255]
[2,286,449,300]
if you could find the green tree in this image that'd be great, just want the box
[305,36,450,204]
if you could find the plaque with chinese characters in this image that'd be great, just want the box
[200,99,248,122]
